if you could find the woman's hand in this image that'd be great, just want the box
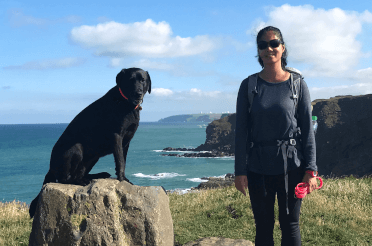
[235,175,248,196]
[302,173,318,193]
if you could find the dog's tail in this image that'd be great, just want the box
[29,171,57,218]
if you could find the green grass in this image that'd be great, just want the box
[169,175,372,245]
[0,201,32,246]
[1,176,371,245]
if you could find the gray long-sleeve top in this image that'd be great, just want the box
[234,74,317,176]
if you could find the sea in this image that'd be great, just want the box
[0,122,234,205]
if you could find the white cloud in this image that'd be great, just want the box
[190,88,202,95]
[151,88,174,96]
[189,88,221,98]
[130,59,173,70]
[8,9,46,27]
[70,19,219,58]
[356,67,372,80]
[149,88,223,99]
[251,5,372,78]
[109,58,174,70]
[110,58,122,68]
[3,57,85,70]
[7,9,81,27]
[310,83,372,100]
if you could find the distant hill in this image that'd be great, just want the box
[158,113,232,123]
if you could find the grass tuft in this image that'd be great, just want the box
[0,200,32,246]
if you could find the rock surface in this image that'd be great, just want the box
[191,174,235,191]
[182,237,254,246]
[29,179,174,246]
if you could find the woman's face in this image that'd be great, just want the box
[258,30,285,67]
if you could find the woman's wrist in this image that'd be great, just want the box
[305,170,318,177]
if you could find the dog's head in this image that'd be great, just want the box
[116,68,151,107]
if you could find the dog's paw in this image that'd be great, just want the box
[118,175,133,185]
[75,178,90,186]
[87,172,111,179]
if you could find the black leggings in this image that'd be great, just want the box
[247,167,304,246]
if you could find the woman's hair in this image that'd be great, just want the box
[256,26,288,69]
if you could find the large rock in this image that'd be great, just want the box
[182,237,254,246]
[29,179,174,246]
[312,94,372,177]
[191,174,235,191]
[195,114,236,155]
[161,114,235,158]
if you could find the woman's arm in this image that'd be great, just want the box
[298,78,318,192]
[297,78,317,172]
[235,78,250,176]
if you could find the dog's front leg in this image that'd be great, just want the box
[113,134,132,184]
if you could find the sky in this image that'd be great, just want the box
[1,0,372,123]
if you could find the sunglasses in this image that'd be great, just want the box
[257,39,283,50]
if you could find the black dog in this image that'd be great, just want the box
[29,67,151,218]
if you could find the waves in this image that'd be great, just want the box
[153,149,234,159]
[132,172,229,195]
[152,150,202,153]
[133,172,186,180]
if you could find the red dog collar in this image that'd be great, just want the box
[119,88,140,110]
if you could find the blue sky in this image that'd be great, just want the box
[1,0,372,123]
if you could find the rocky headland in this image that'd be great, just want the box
[162,94,372,178]
[161,113,236,158]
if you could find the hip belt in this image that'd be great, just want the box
[249,138,299,215]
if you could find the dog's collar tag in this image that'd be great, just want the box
[119,87,141,110]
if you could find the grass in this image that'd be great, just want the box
[0,201,32,246]
[169,175,372,246]
[1,175,371,245]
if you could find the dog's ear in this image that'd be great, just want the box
[116,69,126,86]
[146,71,151,94]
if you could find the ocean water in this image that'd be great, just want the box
[0,122,234,205]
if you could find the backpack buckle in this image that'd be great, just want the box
[290,139,296,145]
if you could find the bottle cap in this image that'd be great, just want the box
[312,116,317,121]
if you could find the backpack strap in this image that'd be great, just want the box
[247,69,302,115]
[247,73,259,114]
[286,66,303,120]
[247,69,302,138]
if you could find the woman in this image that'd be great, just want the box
[234,26,318,246]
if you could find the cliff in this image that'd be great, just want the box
[193,94,372,178]
[194,114,236,154]
[158,113,230,123]
[311,94,372,177]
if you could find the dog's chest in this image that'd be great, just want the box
[114,109,140,136]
